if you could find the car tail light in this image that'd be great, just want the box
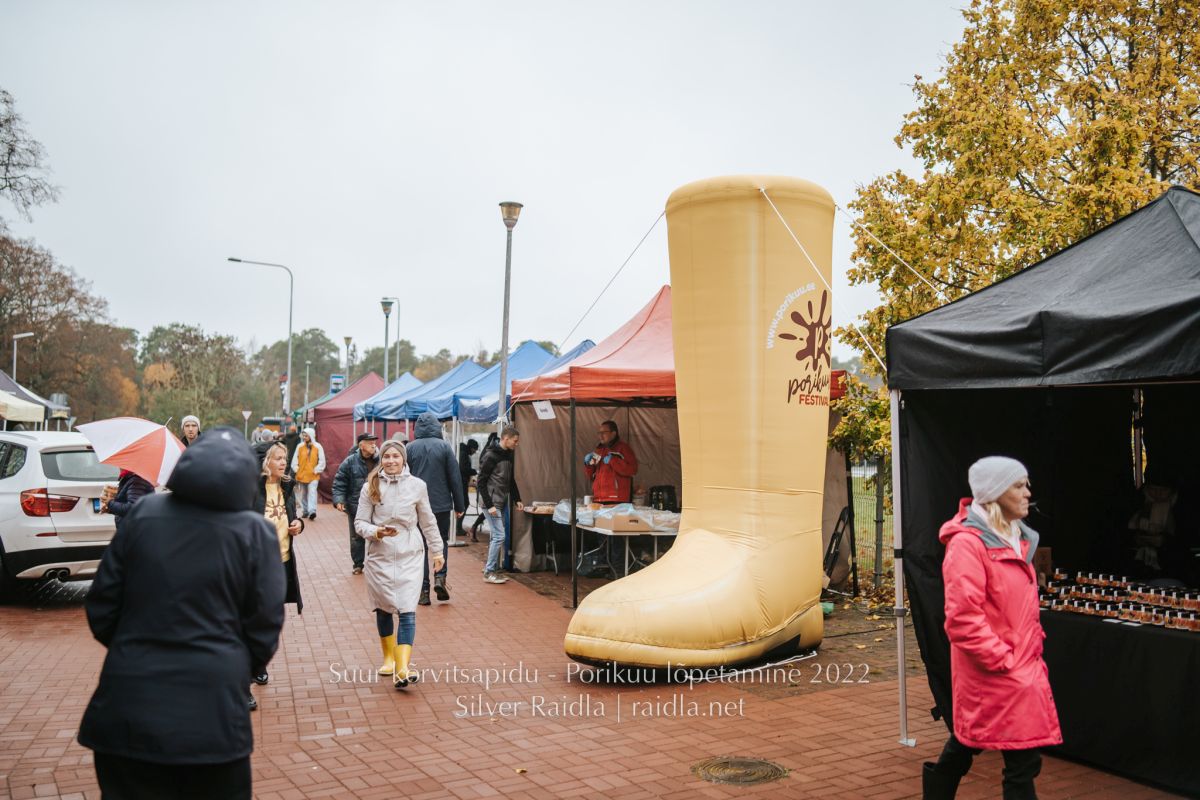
[19,489,80,516]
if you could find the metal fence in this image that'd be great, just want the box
[847,459,893,589]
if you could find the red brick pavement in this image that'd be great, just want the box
[0,505,1182,799]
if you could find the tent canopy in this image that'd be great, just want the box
[0,370,64,417]
[312,372,385,500]
[0,391,45,423]
[512,286,675,401]
[353,371,430,421]
[888,186,1200,390]
[425,341,554,421]
[359,360,484,421]
[461,339,596,423]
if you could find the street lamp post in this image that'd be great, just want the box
[11,332,34,383]
[497,202,523,431]
[229,257,294,416]
[304,360,312,408]
[382,296,401,379]
[344,336,353,378]
[380,299,394,385]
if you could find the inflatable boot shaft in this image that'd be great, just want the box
[564,175,833,668]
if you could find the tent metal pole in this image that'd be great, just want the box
[1133,388,1144,488]
[448,417,464,547]
[570,399,579,609]
[891,389,915,747]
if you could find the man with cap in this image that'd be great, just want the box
[332,432,380,574]
[181,415,202,448]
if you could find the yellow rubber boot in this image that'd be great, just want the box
[392,644,419,689]
[377,634,396,676]
[564,176,832,668]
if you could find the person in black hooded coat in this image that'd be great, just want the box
[78,427,285,800]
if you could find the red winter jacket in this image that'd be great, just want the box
[584,439,638,504]
[939,498,1062,750]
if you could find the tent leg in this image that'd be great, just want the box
[844,452,859,596]
[448,416,464,547]
[570,399,578,609]
[891,389,916,747]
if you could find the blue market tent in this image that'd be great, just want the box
[425,341,556,421]
[357,360,484,421]
[353,371,425,421]
[457,339,596,423]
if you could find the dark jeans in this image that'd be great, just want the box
[94,752,251,800]
[421,511,451,591]
[935,734,1042,790]
[347,510,364,568]
[375,609,417,645]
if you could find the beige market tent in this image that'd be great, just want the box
[0,391,45,426]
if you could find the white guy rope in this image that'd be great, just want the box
[759,188,887,374]
[832,201,949,302]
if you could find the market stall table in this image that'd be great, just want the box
[1040,609,1200,796]
[574,522,677,578]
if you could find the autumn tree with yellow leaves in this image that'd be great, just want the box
[833,0,1200,463]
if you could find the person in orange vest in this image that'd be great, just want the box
[290,427,326,521]
[583,420,638,504]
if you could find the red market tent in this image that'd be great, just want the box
[313,372,385,502]
[512,285,675,402]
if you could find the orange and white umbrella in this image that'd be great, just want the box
[76,417,186,486]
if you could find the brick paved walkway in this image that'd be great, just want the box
[0,505,1181,799]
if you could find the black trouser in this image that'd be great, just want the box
[95,752,251,800]
[458,475,472,531]
[421,511,451,591]
[347,510,364,568]
[934,734,1042,790]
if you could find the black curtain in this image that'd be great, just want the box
[900,386,1131,726]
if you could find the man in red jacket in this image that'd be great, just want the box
[583,420,638,504]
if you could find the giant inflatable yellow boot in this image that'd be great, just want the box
[564,176,833,668]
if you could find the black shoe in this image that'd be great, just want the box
[248,694,258,712]
[253,672,269,686]
[309,512,316,520]
[418,589,431,606]
[434,575,449,601]
[922,762,962,800]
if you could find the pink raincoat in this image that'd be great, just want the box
[940,498,1062,750]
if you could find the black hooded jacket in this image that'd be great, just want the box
[78,427,285,765]
[404,412,465,514]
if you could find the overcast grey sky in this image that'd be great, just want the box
[3,0,967,366]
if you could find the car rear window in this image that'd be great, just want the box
[3,445,26,478]
[40,450,120,481]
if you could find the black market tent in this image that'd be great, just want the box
[886,186,1200,795]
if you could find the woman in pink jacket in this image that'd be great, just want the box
[925,456,1061,800]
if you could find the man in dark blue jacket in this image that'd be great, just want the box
[405,412,465,604]
[332,432,379,574]
[79,427,284,800]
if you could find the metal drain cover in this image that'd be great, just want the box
[691,756,789,785]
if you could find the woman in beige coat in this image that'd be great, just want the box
[354,440,444,689]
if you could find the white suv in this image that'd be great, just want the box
[0,431,119,596]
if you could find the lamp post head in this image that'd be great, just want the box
[499,201,523,230]
[13,332,34,341]
[344,336,353,347]
[380,298,394,316]
[226,257,243,263]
